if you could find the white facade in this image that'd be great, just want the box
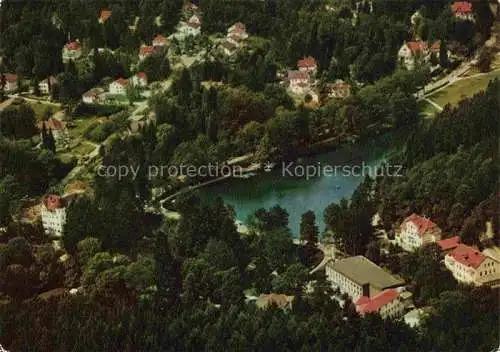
[62,42,82,63]
[396,215,441,251]
[444,246,500,286]
[109,80,128,95]
[41,198,67,238]
[326,264,366,301]
[130,74,148,87]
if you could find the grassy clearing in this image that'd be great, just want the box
[418,100,440,118]
[27,101,60,120]
[429,69,500,108]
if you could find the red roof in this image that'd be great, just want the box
[448,244,486,269]
[65,41,81,51]
[288,70,309,80]
[437,236,461,251]
[136,72,147,80]
[139,46,154,57]
[37,119,67,131]
[429,41,441,53]
[153,34,168,45]
[356,289,399,314]
[451,2,472,15]
[297,56,317,69]
[403,214,440,237]
[41,76,58,85]
[4,73,17,83]
[43,195,64,210]
[114,78,129,87]
[82,87,104,98]
[406,41,427,53]
[99,9,112,22]
[229,22,246,33]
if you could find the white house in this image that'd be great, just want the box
[355,289,405,319]
[288,70,310,94]
[397,41,428,70]
[297,56,318,75]
[325,256,405,301]
[130,72,148,87]
[451,1,474,21]
[62,41,82,63]
[445,244,500,287]
[3,73,18,92]
[109,78,129,95]
[396,214,442,251]
[82,87,105,104]
[39,76,58,95]
[227,22,248,40]
[41,195,67,238]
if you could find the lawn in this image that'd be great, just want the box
[27,101,60,120]
[69,118,100,139]
[429,69,500,108]
[418,100,440,119]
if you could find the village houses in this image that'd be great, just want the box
[109,78,129,95]
[288,70,310,94]
[40,195,67,238]
[82,87,105,104]
[130,72,148,87]
[152,34,169,48]
[2,73,18,92]
[397,40,446,70]
[185,15,202,36]
[396,214,442,251]
[297,56,318,75]
[437,236,462,254]
[38,76,58,95]
[139,45,155,61]
[62,40,82,63]
[444,244,500,287]
[451,1,474,21]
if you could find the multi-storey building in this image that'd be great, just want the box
[396,214,442,251]
[41,195,67,238]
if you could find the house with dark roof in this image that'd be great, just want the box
[396,214,442,251]
[445,244,500,287]
[325,256,405,301]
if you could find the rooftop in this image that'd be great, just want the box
[447,244,487,269]
[437,236,461,251]
[330,256,405,292]
[403,213,440,236]
[297,56,317,68]
[255,293,294,309]
[288,70,309,80]
[355,289,399,314]
[4,73,17,83]
[99,9,112,22]
[37,119,67,131]
[451,1,473,15]
[405,41,427,53]
[64,41,81,51]
[42,195,65,211]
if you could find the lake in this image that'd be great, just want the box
[198,130,409,236]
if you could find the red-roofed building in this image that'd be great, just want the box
[131,72,148,87]
[397,214,442,251]
[2,73,18,92]
[39,76,58,95]
[82,87,105,104]
[139,45,154,61]
[451,2,474,21]
[41,195,67,237]
[355,289,405,319]
[153,34,169,47]
[297,56,318,75]
[437,236,461,253]
[227,22,248,40]
[445,244,499,286]
[109,78,129,95]
[62,41,82,63]
[288,70,311,94]
[99,9,112,23]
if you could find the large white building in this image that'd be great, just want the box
[396,214,442,251]
[41,195,67,238]
[451,1,475,21]
[288,70,310,95]
[109,78,129,95]
[38,76,58,95]
[355,288,405,319]
[444,244,500,287]
[62,41,82,63]
[326,256,405,302]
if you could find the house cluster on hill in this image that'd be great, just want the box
[139,34,169,61]
[222,23,249,56]
[287,56,318,96]
[82,72,148,105]
[397,40,450,70]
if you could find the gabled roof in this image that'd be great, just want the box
[402,214,440,237]
[112,78,129,87]
[297,56,317,69]
[188,15,201,24]
[135,72,147,80]
[451,1,472,15]
[256,293,294,309]
[288,70,309,80]
[437,236,461,251]
[43,194,65,210]
[448,244,487,269]
[405,41,427,53]
[64,41,81,51]
[83,87,104,98]
[228,22,246,33]
[4,73,17,83]
[37,119,67,131]
[99,9,112,22]
[139,46,154,57]
[356,289,399,314]
[187,21,201,29]
[153,34,168,45]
